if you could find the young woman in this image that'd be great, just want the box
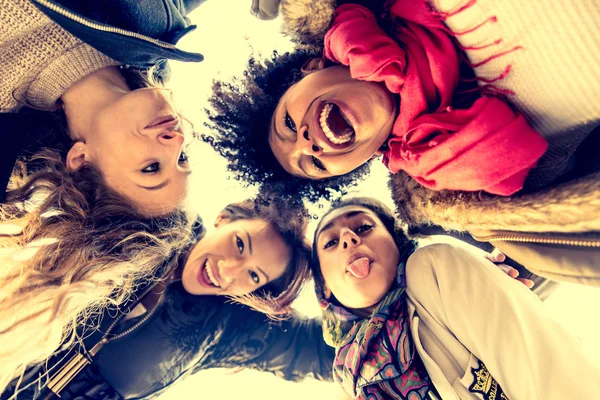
[0,0,209,390]
[2,197,334,400]
[311,197,600,399]
[203,0,600,285]
[1,0,206,213]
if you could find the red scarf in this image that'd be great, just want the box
[323,3,547,195]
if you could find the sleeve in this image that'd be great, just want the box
[203,308,335,382]
[405,244,600,399]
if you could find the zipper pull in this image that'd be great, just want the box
[47,353,90,396]
[46,338,108,396]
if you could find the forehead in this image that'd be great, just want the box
[317,205,378,234]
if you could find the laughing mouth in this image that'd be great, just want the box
[319,103,355,145]
[203,259,220,288]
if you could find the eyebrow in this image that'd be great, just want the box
[317,210,369,239]
[297,157,312,178]
[271,109,289,144]
[137,179,170,191]
[257,266,270,283]
[245,230,253,254]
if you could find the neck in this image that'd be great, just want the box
[61,66,130,141]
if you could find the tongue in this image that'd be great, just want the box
[347,257,370,279]
[326,104,354,137]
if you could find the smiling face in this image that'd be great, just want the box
[181,217,291,296]
[269,61,396,180]
[315,205,399,310]
[67,87,192,216]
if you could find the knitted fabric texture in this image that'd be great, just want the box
[0,0,119,111]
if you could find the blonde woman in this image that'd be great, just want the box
[2,197,334,400]
[0,0,206,392]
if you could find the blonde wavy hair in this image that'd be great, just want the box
[0,150,193,394]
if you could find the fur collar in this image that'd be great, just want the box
[389,171,600,234]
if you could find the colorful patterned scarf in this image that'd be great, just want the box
[318,263,431,399]
[323,2,548,195]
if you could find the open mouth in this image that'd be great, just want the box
[198,258,220,288]
[346,254,372,279]
[319,102,355,145]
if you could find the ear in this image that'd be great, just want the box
[66,142,89,171]
[214,209,234,228]
[301,57,325,77]
[369,150,383,161]
[322,283,332,300]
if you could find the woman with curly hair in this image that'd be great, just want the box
[2,194,335,400]
[204,0,600,287]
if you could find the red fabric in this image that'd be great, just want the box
[323,3,547,195]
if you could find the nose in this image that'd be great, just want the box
[217,257,243,286]
[340,228,361,250]
[156,130,185,147]
[298,126,322,156]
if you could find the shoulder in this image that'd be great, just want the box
[405,243,486,291]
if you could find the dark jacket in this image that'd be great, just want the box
[3,226,334,400]
[5,276,334,400]
[30,0,205,68]
[1,0,206,202]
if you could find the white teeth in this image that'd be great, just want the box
[205,260,220,287]
[319,103,353,145]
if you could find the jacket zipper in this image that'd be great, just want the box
[472,233,600,248]
[46,282,165,397]
[33,0,178,50]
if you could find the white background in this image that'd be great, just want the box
[158,1,600,398]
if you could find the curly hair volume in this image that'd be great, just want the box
[0,150,193,395]
[202,50,372,203]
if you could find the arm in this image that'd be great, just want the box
[200,306,335,382]
[245,312,335,382]
[405,244,600,399]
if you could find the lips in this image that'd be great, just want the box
[312,101,357,151]
[145,114,179,129]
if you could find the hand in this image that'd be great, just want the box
[250,0,281,20]
[484,248,534,289]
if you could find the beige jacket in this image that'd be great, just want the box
[406,244,600,399]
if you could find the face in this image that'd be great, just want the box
[71,88,192,215]
[269,62,396,180]
[315,205,399,310]
[181,217,291,296]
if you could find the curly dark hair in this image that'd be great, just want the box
[202,50,372,203]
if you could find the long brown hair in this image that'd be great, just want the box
[0,150,193,393]
[220,195,312,319]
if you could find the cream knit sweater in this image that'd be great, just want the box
[429,0,600,186]
[0,0,119,111]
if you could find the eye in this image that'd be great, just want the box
[178,151,188,163]
[249,270,260,284]
[323,238,338,250]
[142,162,160,173]
[235,235,244,254]
[311,156,326,171]
[356,224,373,234]
[284,112,297,133]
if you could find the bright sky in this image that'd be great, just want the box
[158,1,600,398]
